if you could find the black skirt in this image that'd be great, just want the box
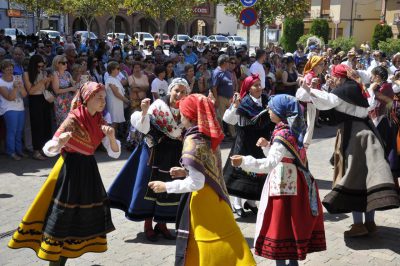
[43,152,115,240]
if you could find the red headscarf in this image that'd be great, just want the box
[71,82,105,110]
[54,82,106,155]
[331,64,370,98]
[240,74,260,99]
[179,94,224,150]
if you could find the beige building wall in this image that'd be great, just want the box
[304,0,383,45]
[385,0,400,38]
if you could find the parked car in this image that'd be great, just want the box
[208,35,229,48]
[5,28,26,42]
[192,35,210,46]
[171,34,191,45]
[227,36,247,49]
[107,32,132,42]
[154,33,172,49]
[134,32,154,47]
[74,31,98,43]
[36,30,63,41]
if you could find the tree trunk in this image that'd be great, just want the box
[174,19,179,35]
[113,15,116,34]
[159,9,164,46]
[84,17,93,43]
[259,11,265,49]
[36,8,41,33]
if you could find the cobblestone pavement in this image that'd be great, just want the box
[0,126,399,266]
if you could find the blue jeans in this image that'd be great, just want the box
[4,110,25,155]
[352,211,375,224]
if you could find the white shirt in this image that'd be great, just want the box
[0,77,24,115]
[308,88,369,118]
[131,111,151,134]
[104,72,126,83]
[151,78,168,100]
[165,165,205,193]
[250,61,266,89]
[239,143,294,174]
[42,137,121,158]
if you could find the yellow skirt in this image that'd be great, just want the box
[8,156,108,262]
[185,184,256,266]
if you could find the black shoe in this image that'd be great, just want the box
[233,207,247,217]
[145,228,158,242]
[154,224,176,240]
[244,201,258,215]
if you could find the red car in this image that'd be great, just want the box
[154,33,172,49]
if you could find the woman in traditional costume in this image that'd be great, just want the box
[148,93,256,266]
[299,64,400,237]
[231,94,326,266]
[223,74,272,216]
[107,78,189,242]
[297,55,325,148]
[8,82,121,265]
[367,66,397,173]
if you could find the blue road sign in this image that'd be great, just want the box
[240,8,258,27]
[240,0,257,7]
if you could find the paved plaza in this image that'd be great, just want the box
[0,126,399,266]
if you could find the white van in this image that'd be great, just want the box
[134,32,154,47]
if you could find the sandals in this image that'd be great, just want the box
[32,151,46,160]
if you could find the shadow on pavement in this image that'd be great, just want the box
[315,179,333,190]
[0,194,13,199]
[323,212,349,222]
[124,232,176,246]
[235,214,257,224]
[345,226,400,254]
[245,237,255,247]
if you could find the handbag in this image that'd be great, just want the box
[269,162,297,196]
[43,89,55,103]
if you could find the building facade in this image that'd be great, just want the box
[305,0,399,45]
[67,3,216,38]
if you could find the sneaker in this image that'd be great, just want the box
[364,221,377,233]
[10,153,22,161]
[344,223,369,237]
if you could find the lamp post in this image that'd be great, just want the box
[332,18,340,39]
[349,0,354,37]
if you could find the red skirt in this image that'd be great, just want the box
[255,169,326,260]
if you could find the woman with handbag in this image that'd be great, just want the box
[23,55,53,160]
[231,94,326,266]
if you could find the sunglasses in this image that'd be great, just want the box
[93,60,98,63]
[147,61,154,63]
[46,45,52,48]
[38,64,45,68]
[230,61,236,64]
[187,46,193,48]
[59,61,67,65]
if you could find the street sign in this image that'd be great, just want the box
[240,8,258,27]
[240,0,257,7]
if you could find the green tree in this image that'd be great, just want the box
[124,0,206,45]
[10,0,62,32]
[309,19,329,43]
[378,38,400,58]
[372,24,393,49]
[62,0,121,36]
[220,0,310,49]
[328,37,355,53]
[279,18,304,52]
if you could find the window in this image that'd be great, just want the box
[321,0,330,16]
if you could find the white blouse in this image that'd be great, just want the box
[239,143,294,174]
[131,111,151,134]
[165,165,205,194]
[308,88,369,118]
[42,137,121,159]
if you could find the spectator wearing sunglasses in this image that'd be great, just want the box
[183,41,198,65]
[23,55,52,160]
[51,55,77,126]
